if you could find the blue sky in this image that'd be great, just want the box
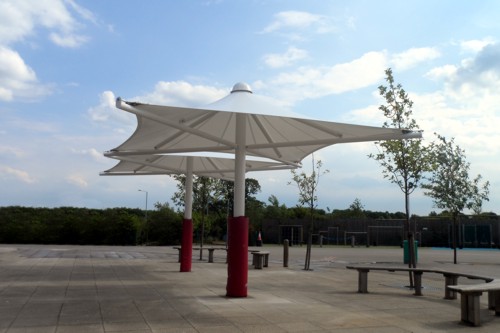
[1,0,499,215]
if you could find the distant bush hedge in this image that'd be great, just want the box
[0,206,182,245]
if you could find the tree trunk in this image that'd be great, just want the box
[453,213,458,264]
[304,207,313,270]
[304,233,312,270]
[405,192,416,288]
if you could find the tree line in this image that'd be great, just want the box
[0,206,181,245]
[0,197,422,246]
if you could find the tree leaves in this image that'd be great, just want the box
[422,134,490,216]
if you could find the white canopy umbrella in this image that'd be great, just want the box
[108,83,420,166]
[103,82,422,297]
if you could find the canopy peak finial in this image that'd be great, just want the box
[231,82,252,94]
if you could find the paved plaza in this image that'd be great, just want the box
[1,244,500,332]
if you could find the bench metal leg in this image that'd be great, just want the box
[460,292,482,326]
[208,249,215,263]
[263,254,269,267]
[444,275,458,299]
[358,270,369,293]
[413,272,423,296]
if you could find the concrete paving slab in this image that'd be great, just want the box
[1,244,500,332]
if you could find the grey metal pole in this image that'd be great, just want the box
[283,239,289,267]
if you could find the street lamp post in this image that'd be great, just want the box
[138,189,148,244]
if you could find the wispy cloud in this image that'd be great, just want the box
[391,47,441,70]
[0,165,36,183]
[459,38,496,53]
[134,81,228,106]
[66,174,88,188]
[261,10,335,41]
[262,11,326,33]
[263,46,308,68]
[259,51,388,105]
[71,148,108,163]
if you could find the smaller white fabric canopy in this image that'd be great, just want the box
[101,155,293,181]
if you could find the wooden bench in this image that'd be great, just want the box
[250,251,269,269]
[346,265,494,298]
[173,246,226,263]
[447,280,500,326]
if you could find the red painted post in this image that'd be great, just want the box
[180,218,193,272]
[226,216,248,297]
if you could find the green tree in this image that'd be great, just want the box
[265,195,289,220]
[288,156,329,270]
[368,68,432,278]
[147,203,182,245]
[349,198,366,218]
[422,134,490,264]
[213,178,262,216]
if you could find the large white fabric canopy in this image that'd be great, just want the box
[105,82,421,166]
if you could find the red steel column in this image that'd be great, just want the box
[180,218,193,272]
[226,216,248,297]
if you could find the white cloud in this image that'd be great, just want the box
[425,64,458,80]
[0,0,93,48]
[0,46,51,101]
[49,32,89,48]
[89,91,120,121]
[0,165,36,183]
[71,147,108,163]
[262,11,325,33]
[263,46,308,68]
[0,0,96,102]
[66,174,88,188]
[135,81,228,107]
[261,10,335,40]
[391,47,441,70]
[262,51,388,104]
[459,38,496,53]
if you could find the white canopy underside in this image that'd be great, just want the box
[105,90,421,166]
[101,155,293,181]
